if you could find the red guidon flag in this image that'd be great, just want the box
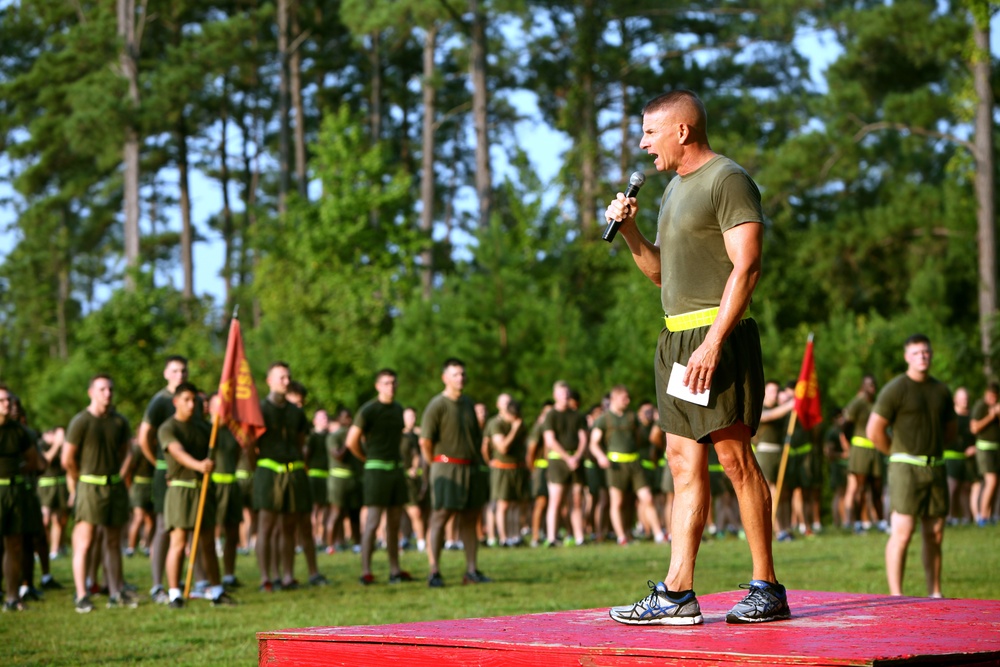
[214,316,265,447]
[794,333,823,430]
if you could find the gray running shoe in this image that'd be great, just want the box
[74,596,94,614]
[609,581,703,626]
[726,580,791,624]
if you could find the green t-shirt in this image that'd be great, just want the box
[420,394,483,462]
[257,399,308,464]
[305,430,329,470]
[843,395,874,441]
[950,413,974,452]
[657,155,763,316]
[214,425,241,475]
[400,431,421,468]
[484,415,526,464]
[0,420,32,478]
[327,427,360,472]
[41,431,65,477]
[872,374,954,457]
[159,416,211,482]
[354,399,404,463]
[130,442,155,478]
[526,419,546,461]
[542,408,584,453]
[66,409,131,477]
[756,410,787,445]
[592,411,641,455]
[971,400,1000,443]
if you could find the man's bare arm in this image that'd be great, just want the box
[866,413,892,456]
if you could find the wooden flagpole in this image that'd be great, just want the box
[771,409,797,525]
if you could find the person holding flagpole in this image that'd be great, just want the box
[603,89,789,625]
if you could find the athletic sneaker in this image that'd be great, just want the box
[106,591,139,609]
[725,580,791,624]
[308,573,329,587]
[609,581,703,626]
[210,592,237,607]
[150,587,169,605]
[427,571,445,588]
[169,597,185,609]
[222,575,242,589]
[40,577,64,591]
[389,571,413,584]
[4,599,26,612]
[359,574,376,586]
[75,596,94,614]
[463,570,492,584]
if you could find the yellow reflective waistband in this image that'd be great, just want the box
[943,450,966,460]
[546,452,562,460]
[133,475,153,484]
[364,459,399,471]
[0,476,24,486]
[851,436,875,449]
[211,473,236,484]
[976,440,999,451]
[607,451,639,463]
[236,470,252,480]
[329,468,354,479]
[80,474,122,486]
[889,453,944,467]
[583,459,596,469]
[257,458,305,473]
[708,463,724,473]
[308,469,329,479]
[663,307,749,333]
[534,459,549,469]
[755,442,782,454]
[169,479,199,488]
[792,444,812,456]
[38,476,67,487]
[156,460,168,470]
[642,460,657,470]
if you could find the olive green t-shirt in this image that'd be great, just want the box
[971,400,1000,443]
[41,432,65,477]
[257,399,308,464]
[950,413,974,453]
[305,430,329,470]
[756,412,786,445]
[142,388,203,460]
[400,431,421,467]
[214,425,241,475]
[542,408,584,454]
[843,395,874,441]
[592,411,641,455]
[484,415,526,464]
[327,427,360,473]
[66,409,131,477]
[420,394,483,462]
[354,399,404,463]
[159,416,211,482]
[526,419,546,461]
[657,155,763,316]
[0,420,32,478]
[872,375,954,457]
[130,442,155,478]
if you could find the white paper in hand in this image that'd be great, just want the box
[666,363,710,406]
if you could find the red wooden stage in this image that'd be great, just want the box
[258,590,1000,666]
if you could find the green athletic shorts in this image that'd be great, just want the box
[363,467,408,508]
[38,478,69,512]
[584,461,605,497]
[21,483,43,534]
[546,458,584,486]
[654,318,764,444]
[165,483,217,531]
[780,454,803,491]
[660,463,674,494]
[129,479,154,512]
[237,472,254,509]
[328,472,362,510]
[944,455,976,483]
[405,472,424,506]
[253,467,310,514]
[976,448,999,476]
[888,461,948,517]
[309,474,329,506]
[530,466,548,498]
[828,459,848,491]
[848,445,884,478]
[754,447,782,484]
[430,462,487,511]
[607,460,648,493]
[152,467,168,514]
[76,479,129,528]
[0,483,24,536]
[709,469,733,497]
[490,466,526,502]
[214,482,243,527]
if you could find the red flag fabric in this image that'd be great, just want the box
[794,335,823,430]
[214,317,265,447]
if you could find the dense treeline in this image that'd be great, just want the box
[0,1,997,426]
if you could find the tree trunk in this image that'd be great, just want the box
[290,0,308,198]
[219,83,235,308]
[177,121,194,300]
[277,0,291,216]
[973,11,995,370]
[469,0,491,229]
[579,0,598,237]
[118,0,142,290]
[370,30,382,142]
[420,24,438,300]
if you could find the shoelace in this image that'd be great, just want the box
[637,580,663,608]
[737,583,779,612]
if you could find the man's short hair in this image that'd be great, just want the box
[165,355,188,368]
[507,400,521,418]
[89,373,113,388]
[174,382,199,397]
[268,361,290,373]
[987,382,1000,395]
[375,368,397,382]
[610,384,629,395]
[643,89,707,130]
[287,380,307,398]
[553,380,570,392]
[442,357,465,372]
[904,333,931,348]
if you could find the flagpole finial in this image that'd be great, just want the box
[807,332,814,343]
[232,304,239,320]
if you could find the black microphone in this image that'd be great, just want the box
[602,171,646,242]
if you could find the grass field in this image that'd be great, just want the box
[3,524,999,666]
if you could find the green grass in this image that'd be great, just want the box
[4,524,999,666]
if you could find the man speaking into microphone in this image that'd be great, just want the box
[604,90,789,626]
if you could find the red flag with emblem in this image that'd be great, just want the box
[794,333,823,430]
[213,316,265,447]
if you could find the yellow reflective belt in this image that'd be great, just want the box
[546,452,562,460]
[329,468,354,479]
[133,475,153,484]
[534,459,549,469]
[976,440,999,451]
[155,460,168,470]
[308,469,329,479]
[236,470,252,480]
[211,473,236,484]
[793,444,812,456]
[889,453,944,467]
[38,476,66,487]
[169,479,198,488]
[708,463,724,473]
[663,307,749,332]
[364,459,399,471]
[80,474,122,486]
[0,476,24,486]
[583,459,596,469]
[943,450,966,460]
[607,452,639,463]
[257,458,305,473]
[851,436,875,449]
[642,460,657,470]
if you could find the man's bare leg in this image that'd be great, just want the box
[921,516,944,597]
[885,511,914,595]
[663,434,710,591]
